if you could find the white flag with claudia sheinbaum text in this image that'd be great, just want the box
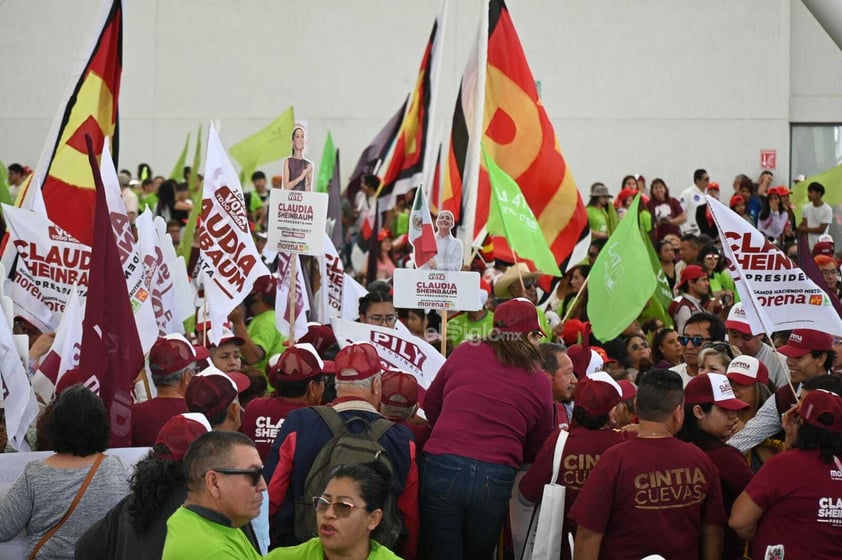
[707,195,842,335]
[197,123,271,344]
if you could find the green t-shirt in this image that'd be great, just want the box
[139,192,159,214]
[247,309,286,379]
[266,537,403,560]
[446,310,495,347]
[393,210,409,238]
[163,507,263,560]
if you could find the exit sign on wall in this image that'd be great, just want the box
[760,149,776,169]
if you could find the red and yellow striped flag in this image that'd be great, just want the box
[19,0,122,247]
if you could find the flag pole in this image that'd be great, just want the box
[202,298,208,348]
[288,254,298,343]
[440,310,448,355]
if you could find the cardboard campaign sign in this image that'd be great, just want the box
[331,317,444,389]
[393,269,482,311]
[708,195,842,334]
[266,189,328,255]
[3,204,91,332]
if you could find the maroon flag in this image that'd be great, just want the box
[78,134,144,447]
[345,97,407,203]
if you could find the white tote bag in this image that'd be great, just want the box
[521,429,569,560]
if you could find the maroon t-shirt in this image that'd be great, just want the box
[519,427,633,560]
[745,448,842,559]
[697,442,753,560]
[569,437,727,560]
[240,397,308,462]
[424,342,554,468]
[130,397,188,447]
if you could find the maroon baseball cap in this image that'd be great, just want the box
[185,366,249,421]
[335,342,382,381]
[617,380,637,401]
[812,241,835,258]
[778,329,834,358]
[677,264,706,291]
[266,343,334,386]
[685,373,749,411]
[575,372,624,416]
[381,369,419,409]
[493,298,545,336]
[154,413,210,461]
[800,389,842,432]
[725,355,769,386]
[149,334,210,377]
[300,322,337,356]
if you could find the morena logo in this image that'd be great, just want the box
[790,333,803,344]
[730,359,751,370]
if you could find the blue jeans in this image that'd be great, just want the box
[420,453,516,560]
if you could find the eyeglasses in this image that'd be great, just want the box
[678,335,712,347]
[630,341,649,351]
[702,341,734,359]
[821,269,839,278]
[366,314,397,326]
[704,254,720,260]
[522,280,537,289]
[312,496,368,517]
[209,467,264,487]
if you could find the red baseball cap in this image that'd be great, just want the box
[617,380,637,401]
[812,241,835,258]
[800,389,842,432]
[685,373,749,410]
[300,322,337,356]
[266,343,333,386]
[778,329,834,358]
[707,182,720,192]
[493,298,545,337]
[335,342,383,381]
[561,319,587,346]
[149,334,210,377]
[154,413,210,461]
[575,372,624,416]
[186,367,249,420]
[380,369,419,409]
[725,303,757,336]
[729,194,745,208]
[677,265,707,291]
[725,355,769,386]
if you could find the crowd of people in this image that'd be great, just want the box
[0,158,841,560]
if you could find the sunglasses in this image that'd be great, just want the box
[366,314,397,326]
[678,335,712,347]
[522,280,537,289]
[210,467,264,487]
[702,341,734,359]
[630,341,649,351]
[313,496,368,517]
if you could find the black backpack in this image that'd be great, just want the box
[293,406,403,547]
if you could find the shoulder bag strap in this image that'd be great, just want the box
[550,429,570,485]
[28,453,106,560]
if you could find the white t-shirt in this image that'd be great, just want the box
[801,202,832,249]
[678,185,705,234]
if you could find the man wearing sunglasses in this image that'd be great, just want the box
[163,431,265,560]
[670,312,727,387]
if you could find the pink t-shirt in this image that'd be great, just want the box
[424,342,554,468]
[240,397,307,462]
[569,437,726,560]
[746,448,842,559]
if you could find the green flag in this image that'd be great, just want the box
[229,107,295,186]
[169,132,191,181]
[483,145,561,276]
[0,161,10,206]
[637,228,675,329]
[178,124,204,263]
[315,131,336,194]
[587,195,657,341]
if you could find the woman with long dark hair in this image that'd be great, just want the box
[420,298,554,558]
[74,413,210,559]
[282,126,314,191]
[651,327,683,368]
[678,373,753,559]
[730,384,842,557]
[757,187,789,244]
[267,462,401,560]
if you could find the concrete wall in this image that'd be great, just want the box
[2,0,842,195]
